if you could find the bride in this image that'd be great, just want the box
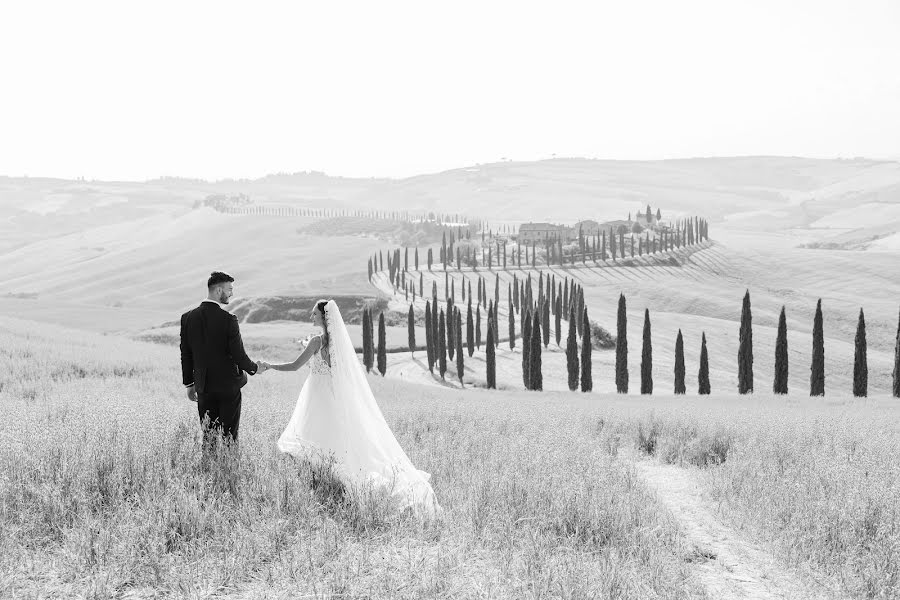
[260,299,441,518]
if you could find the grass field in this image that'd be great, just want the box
[2,316,900,599]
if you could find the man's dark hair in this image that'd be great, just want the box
[207,271,235,288]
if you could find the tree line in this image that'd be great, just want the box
[368,216,711,295]
[359,282,900,398]
[214,203,483,226]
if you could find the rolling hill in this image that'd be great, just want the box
[0,156,897,360]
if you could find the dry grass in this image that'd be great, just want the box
[628,400,900,599]
[5,315,900,599]
[0,318,706,599]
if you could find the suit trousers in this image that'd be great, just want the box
[197,388,242,444]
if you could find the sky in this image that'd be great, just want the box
[1,0,899,181]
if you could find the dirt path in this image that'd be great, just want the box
[632,456,843,600]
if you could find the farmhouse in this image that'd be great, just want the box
[574,220,602,235]
[517,222,575,243]
[632,206,661,228]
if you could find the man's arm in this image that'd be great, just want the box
[227,314,259,375]
[180,314,195,385]
[180,314,197,401]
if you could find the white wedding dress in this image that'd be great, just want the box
[277,301,441,518]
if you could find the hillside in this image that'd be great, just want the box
[371,236,900,396]
[1,156,898,338]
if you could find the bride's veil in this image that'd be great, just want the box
[322,300,440,517]
[323,300,389,425]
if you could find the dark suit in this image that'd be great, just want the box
[180,301,257,443]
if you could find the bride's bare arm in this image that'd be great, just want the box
[264,336,322,371]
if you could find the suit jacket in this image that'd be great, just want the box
[180,301,257,394]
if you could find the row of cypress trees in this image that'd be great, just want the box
[368,214,711,284]
[394,286,900,398]
[737,292,900,397]
[226,207,476,221]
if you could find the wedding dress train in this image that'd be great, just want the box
[277,301,440,518]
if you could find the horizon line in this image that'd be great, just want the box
[2,153,899,185]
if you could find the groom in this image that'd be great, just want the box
[180,271,266,445]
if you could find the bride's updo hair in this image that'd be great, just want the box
[314,299,331,360]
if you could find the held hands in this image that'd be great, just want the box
[256,360,270,374]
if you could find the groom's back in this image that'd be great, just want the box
[180,303,243,393]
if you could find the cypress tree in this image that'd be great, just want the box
[408,304,416,356]
[551,275,557,310]
[894,308,900,398]
[576,287,585,336]
[853,308,867,397]
[456,309,465,385]
[522,310,532,388]
[415,247,419,270]
[738,290,754,394]
[513,278,520,312]
[542,298,551,347]
[641,308,653,394]
[674,329,686,394]
[698,332,711,395]
[425,302,434,372]
[774,305,788,394]
[810,299,825,396]
[377,313,387,376]
[616,293,629,393]
[362,308,373,372]
[475,304,482,350]
[508,302,516,350]
[447,304,455,362]
[367,306,375,368]
[438,310,447,380]
[554,296,562,346]
[566,306,579,390]
[486,315,496,389]
[492,301,500,347]
[466,300,474,357]
[581,307,593,392]
[530,311,543,391]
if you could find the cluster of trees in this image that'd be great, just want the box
[194,193,252,211]
[569,216,709,266]
[408,270,596,390]
[368,215,711,288]
[361,307,387,376]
